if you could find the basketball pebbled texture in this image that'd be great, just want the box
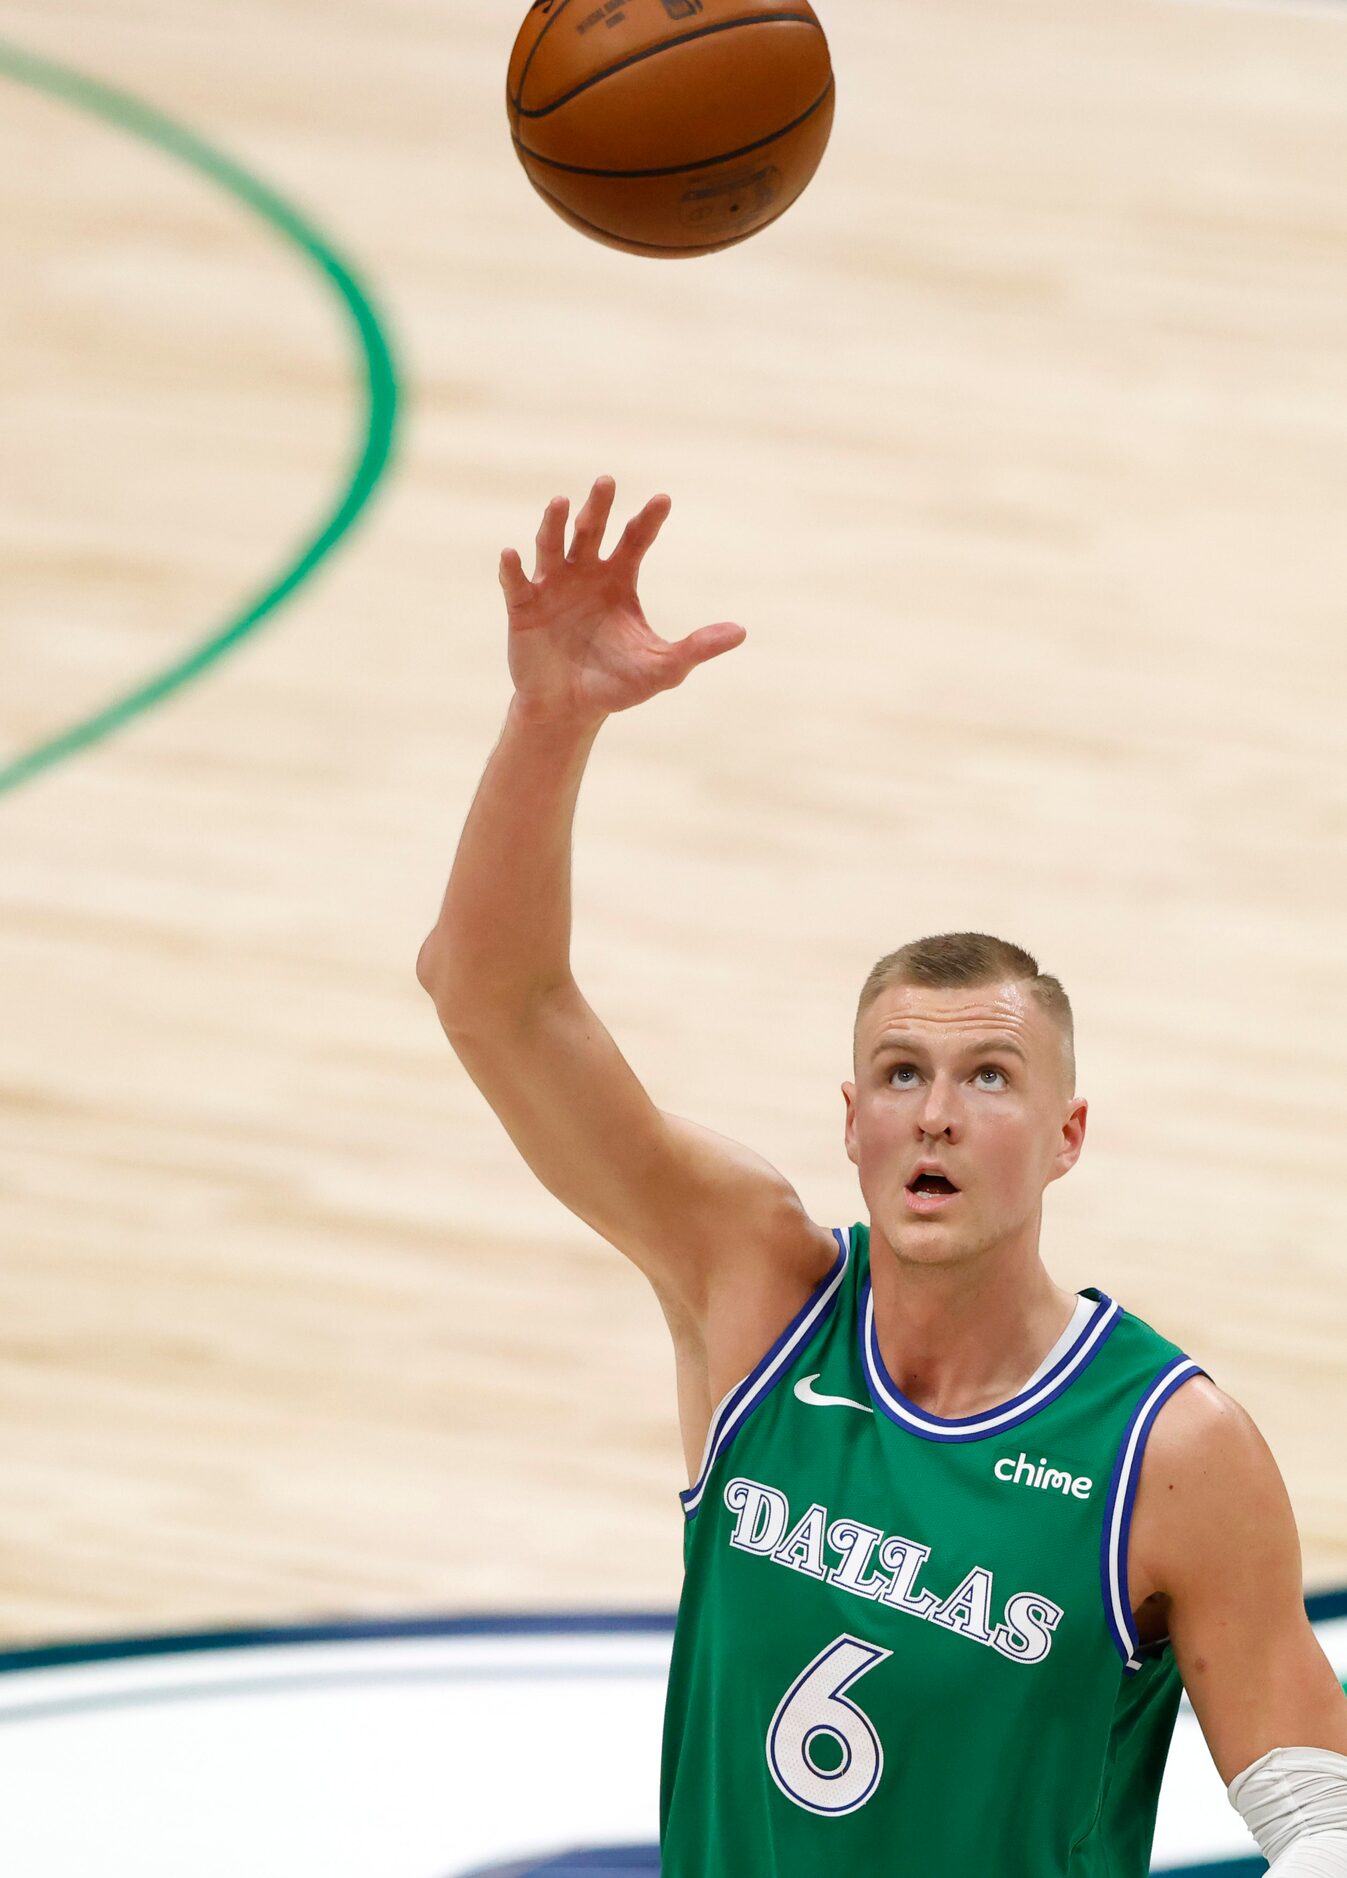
[507,0,834,257]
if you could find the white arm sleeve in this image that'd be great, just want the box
[1227,1746,1347,1874]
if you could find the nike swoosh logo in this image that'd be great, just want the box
[793,1373,873,1414]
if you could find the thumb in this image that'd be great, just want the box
[667,620,747,681]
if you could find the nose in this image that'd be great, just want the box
[916,1074,960,1140]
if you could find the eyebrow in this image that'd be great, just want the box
[870,1033,1030,1064]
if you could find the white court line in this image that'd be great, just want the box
[0,1614,1338,1874]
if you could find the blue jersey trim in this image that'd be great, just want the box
[858,1277,1121,1443]
[1100,1355,1208,1672]
[679,1227,850,1520]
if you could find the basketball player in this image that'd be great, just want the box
[417,476,1347,1873]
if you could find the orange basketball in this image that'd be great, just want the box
[506,0,835,258]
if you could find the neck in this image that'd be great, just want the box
[866,1217,1077,1420]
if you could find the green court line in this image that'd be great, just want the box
[0,37,400,795]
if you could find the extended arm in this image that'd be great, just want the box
[415,478,835,1412]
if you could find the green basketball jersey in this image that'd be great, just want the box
[659,1221,1210,1876]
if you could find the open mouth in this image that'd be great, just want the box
[906,1172,960,1211]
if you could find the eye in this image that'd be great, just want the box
[887,1063,1008,1088]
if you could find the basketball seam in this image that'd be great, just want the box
[515,13,824,121]
[515,73,833,178]
[526,171,792,253]
[512,0,583,117]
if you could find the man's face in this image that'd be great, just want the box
[843,979,1087,1267]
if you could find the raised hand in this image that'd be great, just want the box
[498,475,746,727]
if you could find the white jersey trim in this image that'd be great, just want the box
[860,1282,1121,1443]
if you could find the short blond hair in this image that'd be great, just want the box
[854,932,1075,1095]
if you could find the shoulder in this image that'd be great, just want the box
[1142,1372,1274,1486]
[1131,1372,1297,1600]
[696,1201,843,1407]
[702,1194,843,1330]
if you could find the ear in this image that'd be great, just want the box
[1049,1096,1088,1183]
[842,1080,859,1167]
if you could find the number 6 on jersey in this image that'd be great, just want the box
[766,1633,893,1816]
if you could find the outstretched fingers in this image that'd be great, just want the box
[567,474,617,561]
[664,619,747,685]
[498,545,533,609]
[610,492,673,574]
[691,619,747,662]
[533,494,570,581]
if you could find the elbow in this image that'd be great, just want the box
[415,936,479,1036]
[415,934,438,994]
[416,933,454,1003]
[415,939,566,1035]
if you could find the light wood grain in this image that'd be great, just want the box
[0,0,1344,1644]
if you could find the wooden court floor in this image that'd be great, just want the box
[1,0,1345,1644]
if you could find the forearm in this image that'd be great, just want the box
[1266,1836,1347,1875]
[417,695,605,1021]
[1230,1747,1347,1875]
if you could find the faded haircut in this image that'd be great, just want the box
[854,932,1075,1096]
